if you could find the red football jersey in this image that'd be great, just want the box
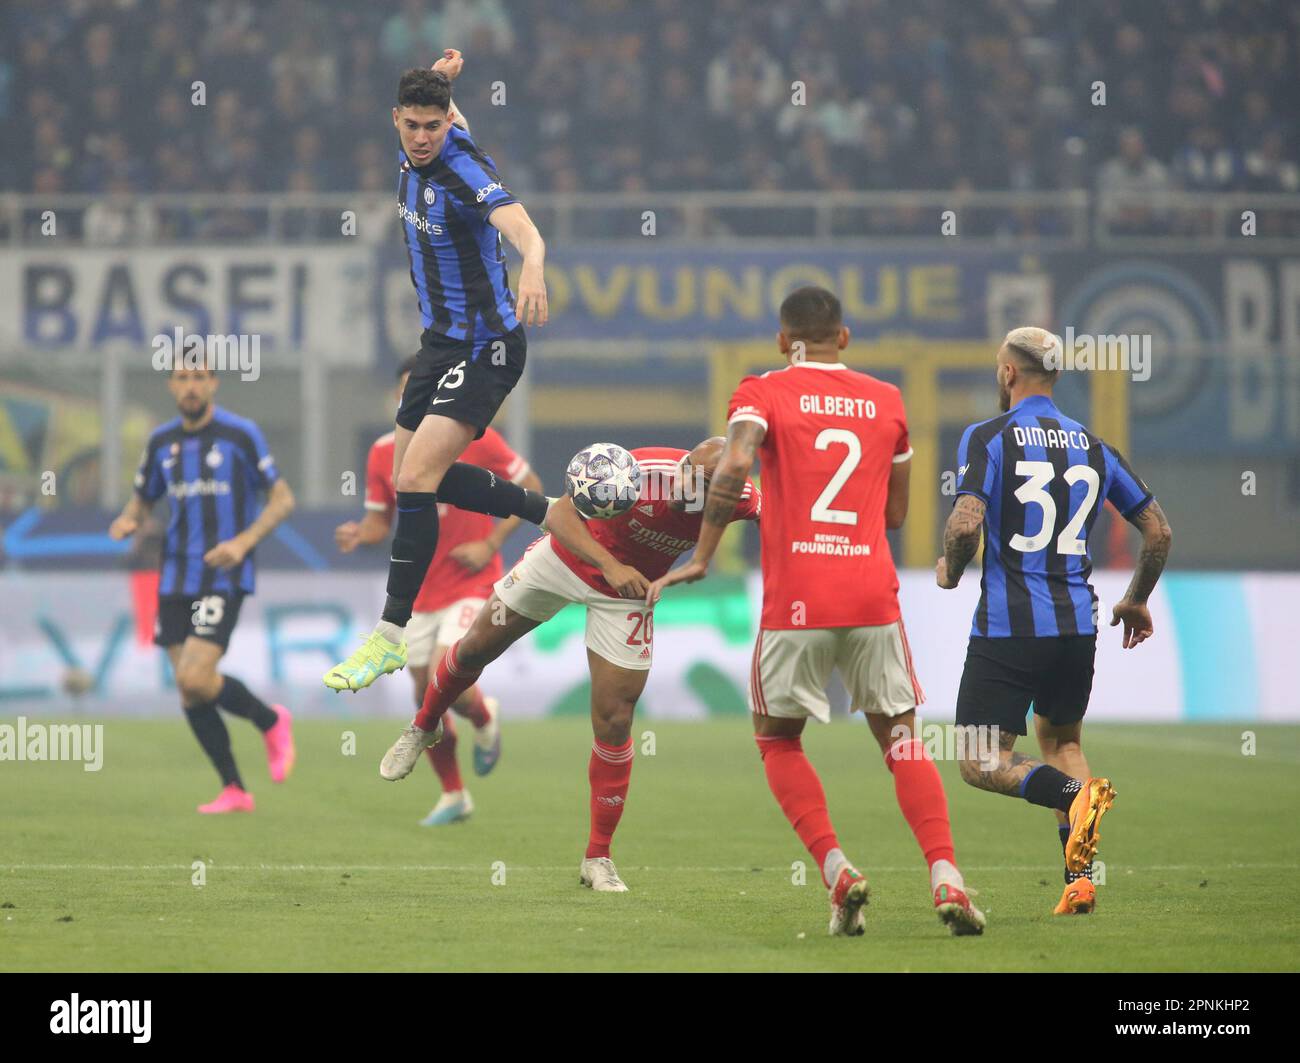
[365,427,529,612]
[728,361,911,629]
[550,446,761,597]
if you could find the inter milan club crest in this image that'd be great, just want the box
[163,442,180,469]
[423,186,435,205]
[205,444,223,469]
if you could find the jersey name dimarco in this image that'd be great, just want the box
[1011,425,1092,450]
[798,395,878,418]
[167,479,232,498]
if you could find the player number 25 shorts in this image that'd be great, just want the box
[750,622,924,723]
[494,536,653,670]
[396,325,527,438]
[155,592,245,651]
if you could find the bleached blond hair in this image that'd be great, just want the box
[1002,327,1063,374]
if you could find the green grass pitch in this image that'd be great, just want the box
[2,719,1297,972]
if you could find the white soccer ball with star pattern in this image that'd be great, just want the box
[564,443,641,519]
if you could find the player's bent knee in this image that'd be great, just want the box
[176,673,211,702]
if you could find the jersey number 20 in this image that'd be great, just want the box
[1009,460,1100,555]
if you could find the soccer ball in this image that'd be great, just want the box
[565,443,641,519]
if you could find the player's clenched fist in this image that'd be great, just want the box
[204,535,251,569]
[602,561,650,599]
[334,520,363,554]
[432,48,463,80]
[108,515,138,541]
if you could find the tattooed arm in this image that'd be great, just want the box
[1110,499,1172,649]
[645,420,763,604]
[936,494,986,589]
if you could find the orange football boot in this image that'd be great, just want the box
[1065,777,1116,874]
[1053,877,1096,915]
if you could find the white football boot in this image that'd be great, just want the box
[579,856,629,893]
[419,789,474,826]
[827,867,870,937]
[379,719,444,781]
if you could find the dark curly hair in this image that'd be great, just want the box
[396,68,452,111]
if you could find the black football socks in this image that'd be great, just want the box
[184,702,242,789]
[382,490,440,626]
[1021,764,1083,813]
[439,462,548,525]
[1059,822,1093,883]
[217,675,278,732]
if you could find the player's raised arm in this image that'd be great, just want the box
[432,48,470,131]
[646,419,764,604]
[489,202,547,326]
[1110,500,1172,649]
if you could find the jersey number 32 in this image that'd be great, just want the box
[1009,460,1100,556]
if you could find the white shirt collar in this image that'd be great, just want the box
[790,360,848,371]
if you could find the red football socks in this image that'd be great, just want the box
[425,713,462,792]
[454,684,491,728]
[756,736,840,883]
[884,738,956,867]
[414,642,481,732]
[585,738,634,859]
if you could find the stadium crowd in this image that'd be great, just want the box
[1,0,1296,220]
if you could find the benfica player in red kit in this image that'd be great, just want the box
[337,357,542,825]
[379,437,759,891]
[649,287,985,937]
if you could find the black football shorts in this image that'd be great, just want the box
[396,325,527,438]
[954,635,1097,736]
[155,592,245,651]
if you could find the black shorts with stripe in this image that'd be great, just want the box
[396,325,526,437]
[954,635,1096,736]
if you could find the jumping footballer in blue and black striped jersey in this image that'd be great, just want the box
[110,367,298,814]
[937,328,1173,916]
[326,49,554,697]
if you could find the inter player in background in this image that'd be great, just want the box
[109,365,297,814]
[336,356,543,826]
[649,287,985,937]
[325,48,550,694]
[939,327,1172,916]
[379,439,759,892]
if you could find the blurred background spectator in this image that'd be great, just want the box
[0,0,1294,205]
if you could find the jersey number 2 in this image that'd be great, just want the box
[1009,460,1100,555]
[810,428,861,526]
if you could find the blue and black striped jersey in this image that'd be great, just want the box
[955,394,1153,638]
[133,407,278,596]
[397,125,520,343]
